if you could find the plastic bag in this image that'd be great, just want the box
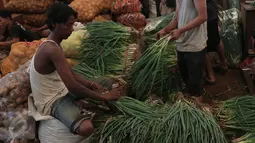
[61,30,87,59]
[3,0,53,13]
[0,109,36,142]
[143,12,175,36]
[112,0,141,15]
[117,13,147,29]
[219,8,242,68]
[0,61,30,111]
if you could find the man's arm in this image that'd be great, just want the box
[158,0,179,36]
[0,37,20,49]
[178,0,207,34]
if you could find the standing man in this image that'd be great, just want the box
[204,0,227,84]
[157,0,208,104]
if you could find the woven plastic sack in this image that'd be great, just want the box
[112,0,141,15]
[1,40,43,76]
[219,8,242,68]
[117,13,147,29]
[3,0,53,13]
[70,0,112,22]
[22,14,47,27]
[61,30,87,58]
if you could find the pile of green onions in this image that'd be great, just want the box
[131,36,181,101]
[77,21,137,76]
[96,97,227,143]
[216,95,255,132]
[232,133,255,143]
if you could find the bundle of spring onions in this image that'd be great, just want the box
[232,133,255,143]
[73,62,104,80]
[216,95,255,132]
[131,36,181,101]
[96,97,227,143]
[77,21,138,76]
[152,100,228,143]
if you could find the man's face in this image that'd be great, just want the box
[55,15,76,39]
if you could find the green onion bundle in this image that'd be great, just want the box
[98,97,227,143]
[73,62,103,80]
[112,96,165,121]
[152,100,228,143]
[217,95,255,132]
[78,21,137,75]
[131,36,181,101]
[232,133,255,143]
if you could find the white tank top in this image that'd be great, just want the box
[176,0,208,52]
[30,40,68,116]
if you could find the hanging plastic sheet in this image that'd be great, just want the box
[219,8,242,68]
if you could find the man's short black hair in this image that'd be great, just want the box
[46,3,78,31]
[0,10,12,20]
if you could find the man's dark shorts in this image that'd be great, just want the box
[206,19,220,52]
[177,49,205,96]
[51,94,95,134]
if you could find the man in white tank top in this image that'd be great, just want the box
[30,3,122,137]
[157,0,208,105]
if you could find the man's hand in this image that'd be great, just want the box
[103,88,121,101]
[91,82,108,93]
[170,29,182,40]
[157,29,166,40]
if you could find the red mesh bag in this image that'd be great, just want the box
[112,0,141,15]
[117,13,147,29]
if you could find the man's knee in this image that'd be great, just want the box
[77,120,94,137]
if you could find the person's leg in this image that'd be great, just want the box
[186,49,206,104]
[217,40,227,70]
[51,94,95,136]
[177,51,188,87]
[204,53,216,84]
[204,19,220,82]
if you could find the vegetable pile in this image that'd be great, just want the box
[93,97,228,143]
[70,0,113,22]
[0,61,31,111]
[131,36,180,101]
[3,0,53,13]
[76,21,138,76]
[217,95,255,132]
[1,40,44,76]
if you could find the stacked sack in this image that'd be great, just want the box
[3,0,53,28]
[1,39,79,76]
[70,0,114,22]
[0,61,36,142]
[112,0,147,29]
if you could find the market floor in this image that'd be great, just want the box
[203,69,249,103]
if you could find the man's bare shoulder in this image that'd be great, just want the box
[38,41,61,55]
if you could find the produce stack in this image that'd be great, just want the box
[1,39,79,76]
[74,21,139,79]
[0,61,36,142]
[88,96,228,143]
[112,0,147,30]
[3,0,53,28]
[69,0,114,22]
